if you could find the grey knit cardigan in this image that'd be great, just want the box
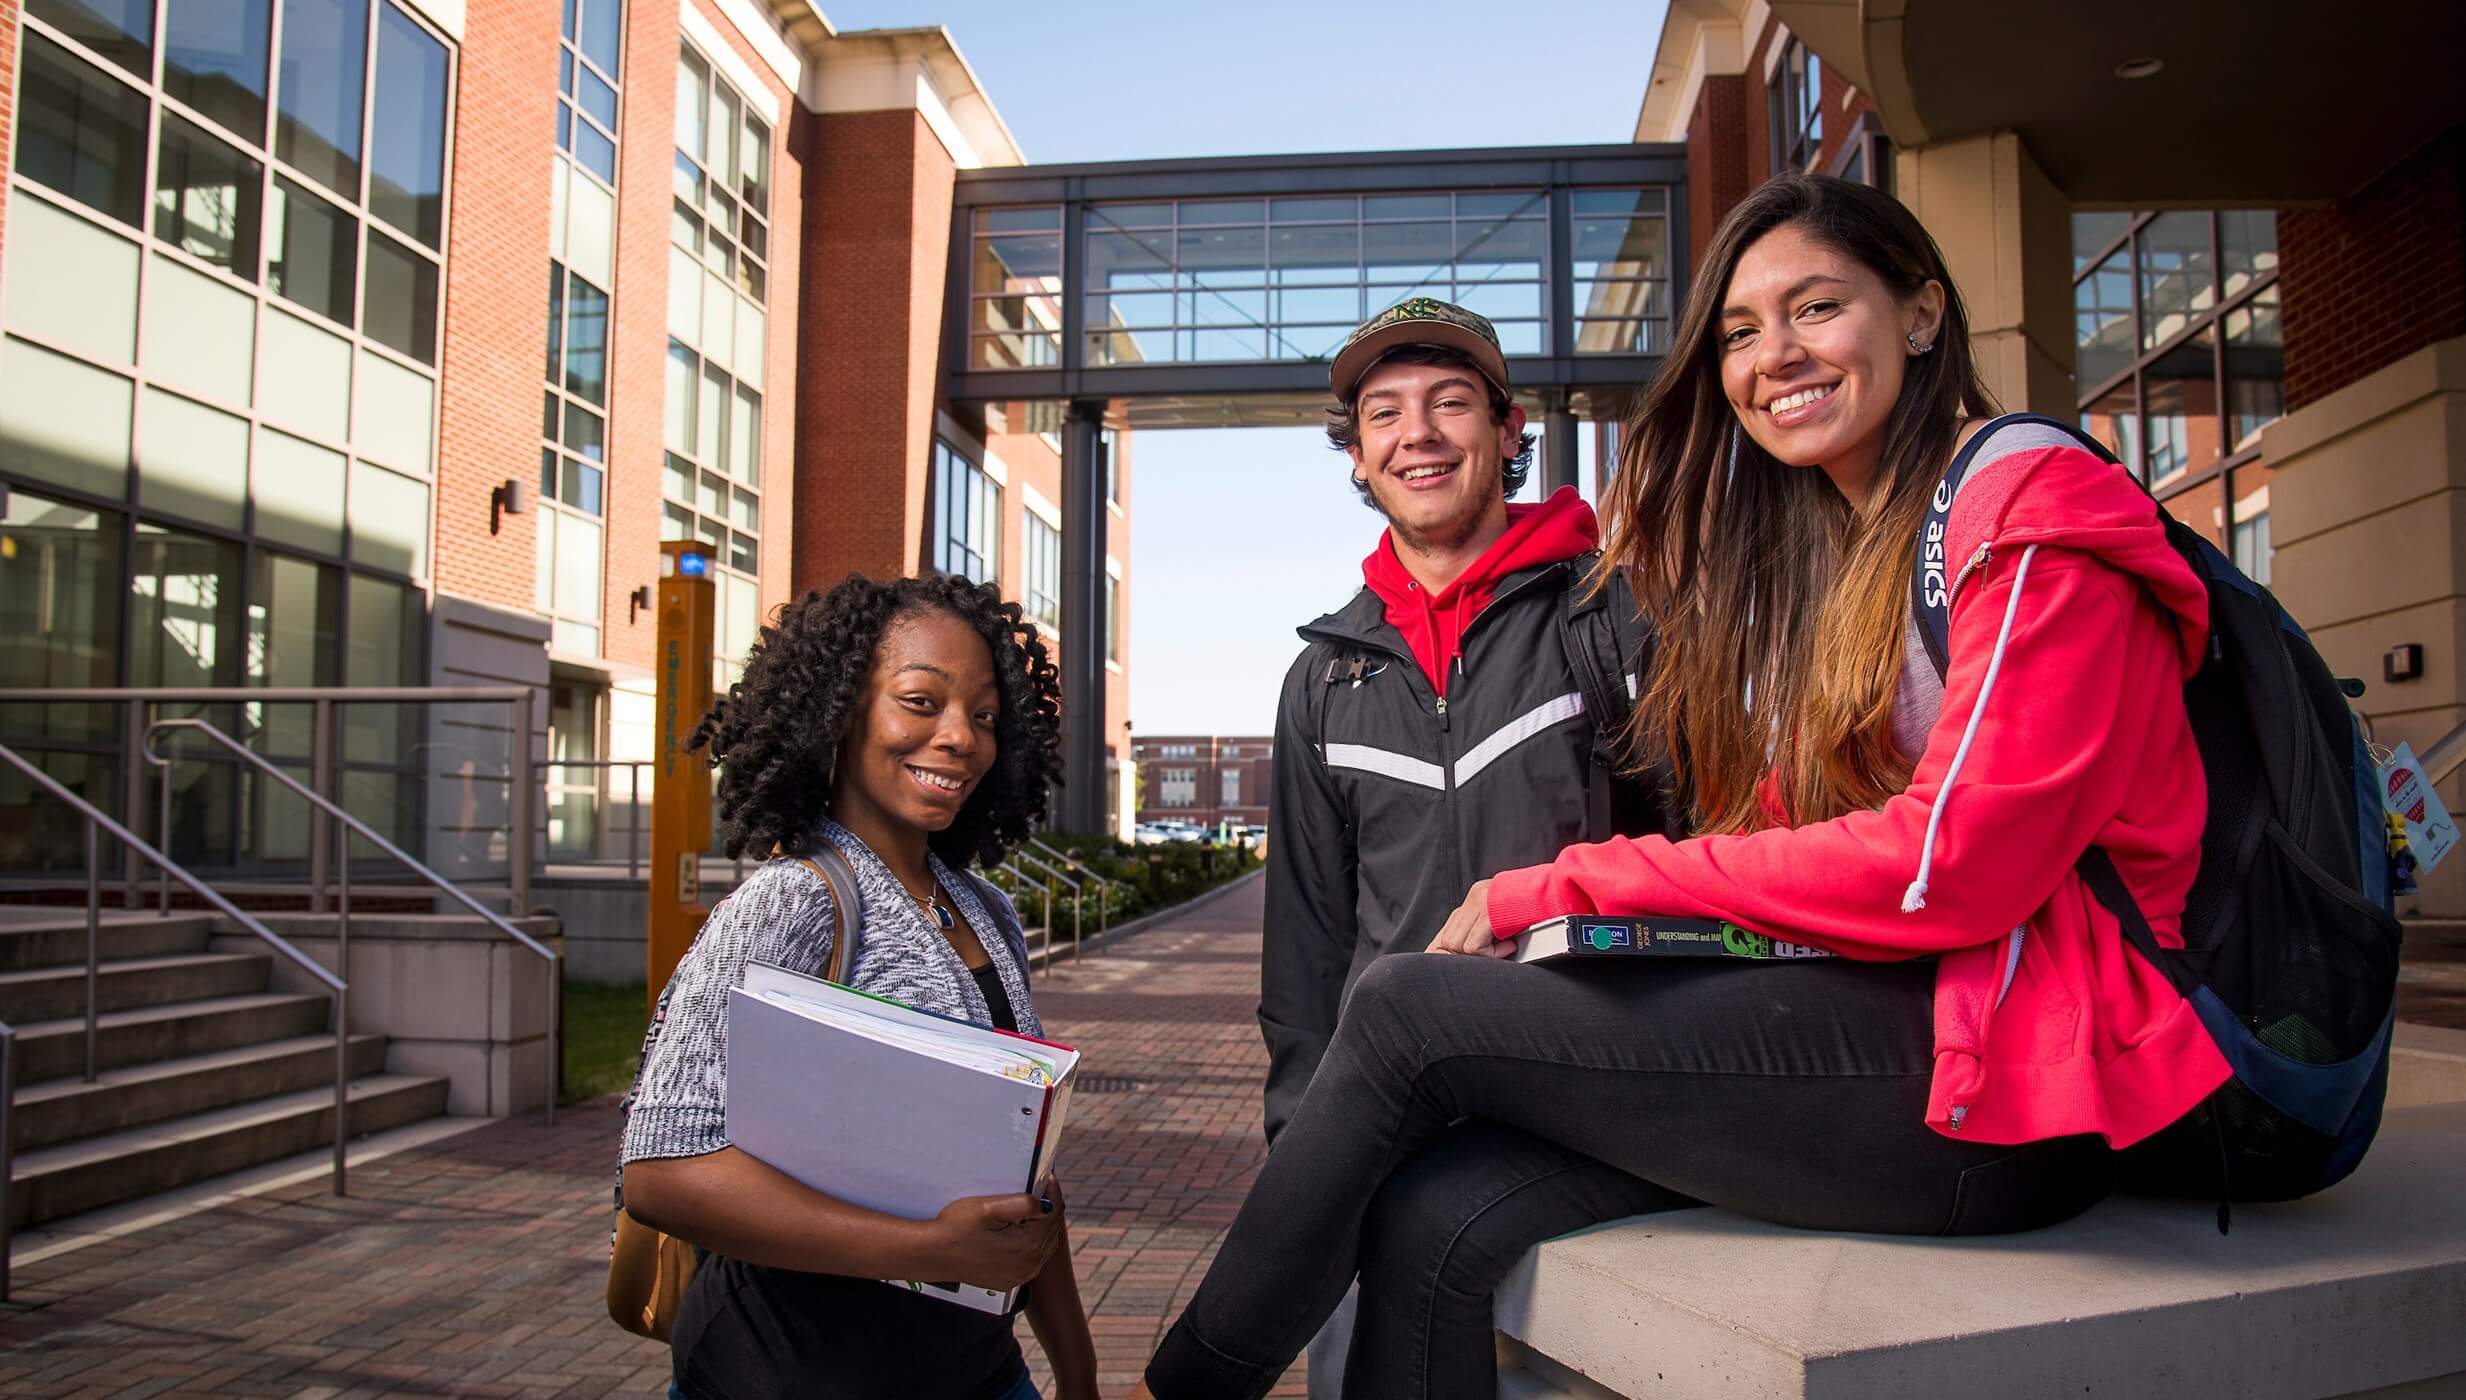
[619,817,1042,1170]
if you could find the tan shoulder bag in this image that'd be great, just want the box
[605,842,865,1341]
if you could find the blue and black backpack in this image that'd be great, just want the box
[1912,414,2405,1221]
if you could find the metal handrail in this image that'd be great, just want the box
[144,719,563,1124]
[1008,850,1084,964]
[1027,838,1120,940]
[542,758,651,876]
[0,742,353,1203]
[0,686,537,916]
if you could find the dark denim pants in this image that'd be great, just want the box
[1150,953,2116,1399]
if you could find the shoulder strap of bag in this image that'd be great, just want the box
[1911,413,2122,679]
[1559,552,1634,754]
[797,839,866,984]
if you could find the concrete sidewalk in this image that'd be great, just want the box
[0,876,1297,1398]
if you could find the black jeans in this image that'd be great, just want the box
[1150,954,2115,1400]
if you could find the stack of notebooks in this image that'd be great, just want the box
[726,961,1080,1313]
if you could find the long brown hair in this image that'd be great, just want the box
[1606,176,1993,833]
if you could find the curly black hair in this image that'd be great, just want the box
[685,573,1064,868]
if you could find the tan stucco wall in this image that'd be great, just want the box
[1893,132,2075,416]
[2267,335,2466,917]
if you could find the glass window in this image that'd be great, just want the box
[343,572,419,762]
[559,268,609,404]
[29,0,152,75]
[129,524,243,687]
[2138,212,2215,351]
[155,114,265,279]
[2074,248,2135,390]
[253,427,347,553]
[2231,510,2272,587]
[2224,286,2285,453]
[274,0,369,198]
[144,253,256,404]
[268,176,358,327]
[2080,380,2142,482]
[370,3,450,248]
[362,230,438,363]
[0,490,123,713]
[0,335,134,495]
[349,459,429,575]
[576,0,622,76]
[16,34,152,227]
[935,440,999,584]
[2072,212,2130,274]
[140,387,250,528]
[1025,514,1061,632]
[1772,38,1821,173]
[675,50,707,164]
[2219,210,2277,299]
[6,191,140,365]
[165,0,272,142]
[2141,326,2217,484]
[258,307,352,439]
[1105,573,1121,664]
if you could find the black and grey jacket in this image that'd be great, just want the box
[1259,557,1675,1141]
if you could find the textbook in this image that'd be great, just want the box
[1509,915,1835,964]
[725,961,1081,1314]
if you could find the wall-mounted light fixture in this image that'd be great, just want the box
[2114,56,2164,80]
[629,584,653,625]
[489,479,529,535]
[2387,643,2425,684]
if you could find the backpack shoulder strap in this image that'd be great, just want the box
[797,840,866,984]
[1912,413,2122,679]
[1559,552,1633,747]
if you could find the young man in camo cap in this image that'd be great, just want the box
[1261,298,1678,1393]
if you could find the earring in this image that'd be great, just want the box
[1907,333,1934,355]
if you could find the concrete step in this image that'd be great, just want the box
[0,951,271,1022]
[0,913,212,971]
[14,992,331,1083]
[8,1033,390,1150]
[6,1072,450,1229]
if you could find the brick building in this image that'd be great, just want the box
[1639,1,2465,910]
[1132,735,1272,832]
[0,0,1137,875]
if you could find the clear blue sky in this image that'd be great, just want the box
[830,0,1666,733]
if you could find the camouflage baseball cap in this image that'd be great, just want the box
[1329,297,1512,400]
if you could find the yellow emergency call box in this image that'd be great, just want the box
[648,540,717,1013]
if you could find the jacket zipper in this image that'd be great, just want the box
[1948,542,1993,606]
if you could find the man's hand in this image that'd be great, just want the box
[1424,878,1513,956]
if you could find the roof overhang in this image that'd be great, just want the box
[1805,0,2466,204]
[1634,0,1758,143]
[803,25,1024,168]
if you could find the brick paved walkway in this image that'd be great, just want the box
[0,874,1301,1399]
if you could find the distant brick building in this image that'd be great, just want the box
[1132,735,1273,831]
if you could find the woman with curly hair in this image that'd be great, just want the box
[619,573,1097,1400]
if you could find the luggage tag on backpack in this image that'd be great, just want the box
[2378,741,2459,872]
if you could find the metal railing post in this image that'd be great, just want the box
[156,756,171,917]
[511,689,535,918]
[309,699,334,915]
[119,702,143,907]
[1071,887,1083,966]
[628,762,643,879]
[0,1020,14,1302]
[84,824,100,1083]
[332,986,349,1196]
[336,806,352,991]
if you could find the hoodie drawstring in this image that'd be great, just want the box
[1902,544,2040,913]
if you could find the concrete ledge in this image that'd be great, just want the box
[1496,1102,2466,1399]
[2394,1022,2466,1108]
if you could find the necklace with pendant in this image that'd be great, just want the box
[903,879,956,930]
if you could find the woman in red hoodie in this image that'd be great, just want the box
[1137,175,2234,1400]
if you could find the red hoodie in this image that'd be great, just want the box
[1364,486,1599,695]
[1486,446,2234,1148]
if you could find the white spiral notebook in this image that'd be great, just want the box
[725,960,1080,1313]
